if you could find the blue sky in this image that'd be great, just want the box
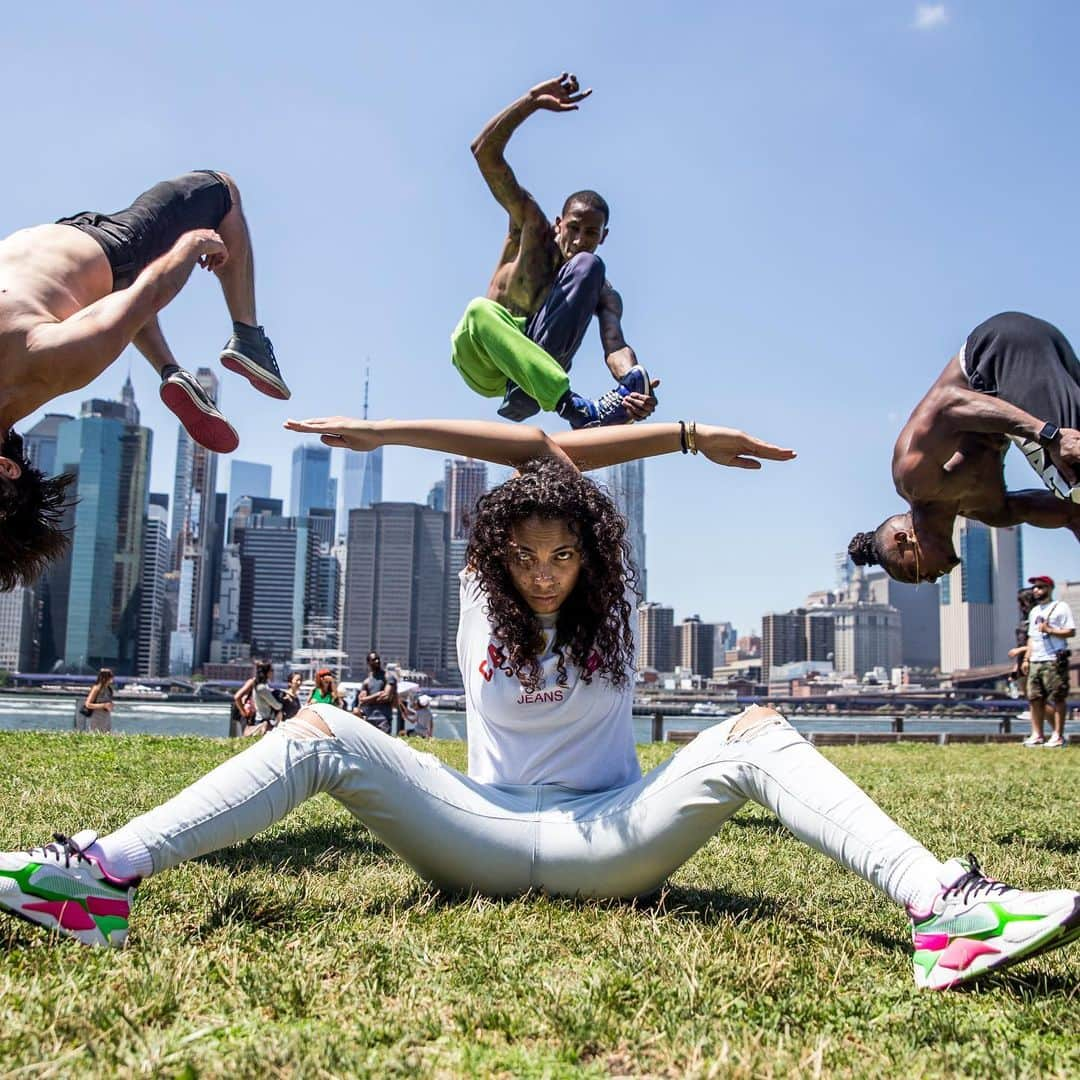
[7,1,1079,633]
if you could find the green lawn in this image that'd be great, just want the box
[0,732,1077,1078]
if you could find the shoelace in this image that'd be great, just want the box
[942,853,1012,905]
[243,326,281,376]
[594,385,629,421]
[31,833,90,869]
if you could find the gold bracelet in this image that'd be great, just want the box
[687,420,698,454]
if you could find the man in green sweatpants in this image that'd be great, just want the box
[451,73,658,429]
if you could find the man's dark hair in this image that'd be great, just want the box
[561,189,610,225]
[0,429,76,591]
[847,530,882,568]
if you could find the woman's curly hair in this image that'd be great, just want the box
[0,429,76,591]
[466,457,639,693]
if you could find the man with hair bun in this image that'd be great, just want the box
[451,73,659,430]
[849,311,1080,583]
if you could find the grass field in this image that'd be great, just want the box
[0,731,1077,1079]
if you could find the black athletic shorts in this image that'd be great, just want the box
[961,311,1080,500]
[56,170,232,291]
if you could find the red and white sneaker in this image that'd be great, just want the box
[160,369,239,453]
[909,854,1080,990]
[0,830,138,948]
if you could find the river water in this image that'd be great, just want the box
[0,695,1010,742]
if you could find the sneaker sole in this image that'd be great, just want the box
[160,381,239,454]
[0,881,127,948]
[917,894,1080,990]
[220,351,291,400]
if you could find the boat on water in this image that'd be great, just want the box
[115,683,168,700]
[689,701,736,717]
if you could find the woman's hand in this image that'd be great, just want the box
[284,417,379,451]
[696,425,796,470]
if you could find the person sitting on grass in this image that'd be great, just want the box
[451,73,658,430]
[0,416,1076,992]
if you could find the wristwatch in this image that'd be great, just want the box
[1037,421,1061,445]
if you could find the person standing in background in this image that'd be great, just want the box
[1020,575,1075,748]
[78,669,115,733]
[355,652,397,735]
[309,669,342,708]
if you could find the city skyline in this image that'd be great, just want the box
[10,4,1080,634]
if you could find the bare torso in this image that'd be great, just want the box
[0,224,113,422]
[484,206,563,318]
[892,355,1010,520]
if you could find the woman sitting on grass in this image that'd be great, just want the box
[1,417,1076,991]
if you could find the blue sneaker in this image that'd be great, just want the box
[557,366,654,430]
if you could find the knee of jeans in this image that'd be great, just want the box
[283,707,338,741]
[724,706,791,744]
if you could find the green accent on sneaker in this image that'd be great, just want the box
[91,913,128,938]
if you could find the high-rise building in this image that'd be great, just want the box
[602,460,647,596]
[341,366,383,525]
[53,392,152,672]
[22,413,74,475]
[427,479,446,512]
[290,443,333,519]
[832,604,901,676]
[939,521,1021,672]
[169,368,221,673]
[342,503,449,676]
[637,602,674,673]
[0,586,36,672]
[761,610,808,685]
[229,460,272,510]
[237,516,316,663]
[136,498,172,677]
[445,458,487,541]
[444,537,470,684]
[866,573,941,669]
[678,615,714,677]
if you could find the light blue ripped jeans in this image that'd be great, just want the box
[123,704,940,905]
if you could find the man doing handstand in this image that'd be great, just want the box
[849,311,1080,582]
[0,170,290,590]
[451,73,658,429]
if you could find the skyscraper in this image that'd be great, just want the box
[939,520,1020,672]
[761,610,807,685]
[290,443,334,520]
[637,602,674,673]
[678,615,714,677]
[445,458,487,541]
[866,573,941,669]
[602,460,647,596]
[229,459,272,510]
[0,586,36,672]
[22,413,74,475]
[341,367,383,522]
[136,498,171,676]
[53,392,152,672]
[237,516,316,663]
[170,368,221,674]
[343,503,449,676]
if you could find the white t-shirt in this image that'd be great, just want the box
[1027,600,1075,661]
[457,569,641,791]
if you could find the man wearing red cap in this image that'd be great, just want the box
[1020,576,1075,747]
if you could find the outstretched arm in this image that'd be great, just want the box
[471,73,591,226]
[284,417,795,474]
